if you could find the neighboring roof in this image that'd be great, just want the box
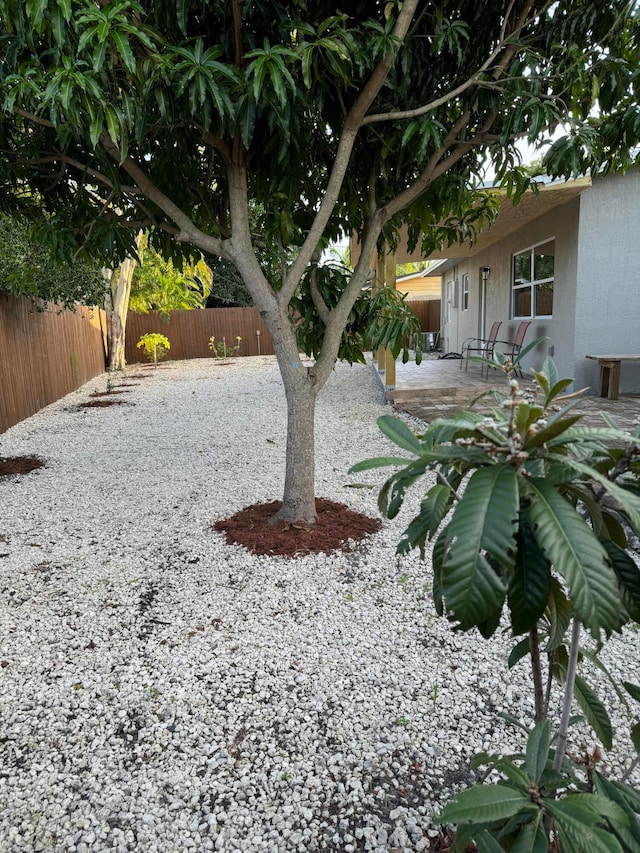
[392,176,592,264]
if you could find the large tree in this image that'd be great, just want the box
[0,1,638,523]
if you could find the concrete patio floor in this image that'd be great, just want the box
[375,354,640,431]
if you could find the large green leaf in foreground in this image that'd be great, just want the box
[524,478,622,636]
[441,465,518,631]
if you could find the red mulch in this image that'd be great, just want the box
[0,456,45,476]
[89,390,132,397]
[213,498,381,556]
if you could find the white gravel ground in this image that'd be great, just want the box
[1,356,639,852]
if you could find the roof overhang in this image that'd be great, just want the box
[352,177,592,267]
[396,177,592,263]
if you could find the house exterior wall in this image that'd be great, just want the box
[573,169,640,394]
[397,274,441,300]
[442,198,581,379]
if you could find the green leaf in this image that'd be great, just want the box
[544,798,624,853]
[601,540,640,622]
[631,721,640,755]
[623,681,640,703]
[523,415,582,449]
[105,105,120,145]
[524,478,621,637]
[56,0,72,22]
[442,466,517,630]
[348,455,413,473]
[573,673,613,750]
[593,772,640,851]
[439,784,529,825]
[399,483,452,553]
[525,720,551,784]
[557,456,640,532]
[544,577,572,651]
[508,510,551,634]
[490,756,531,789]
[377,414,424,453]
[475,830,509,853]
[510,814,548,853]
[113,29,136,75]
[50,5,65,47]
[508,637,531,669]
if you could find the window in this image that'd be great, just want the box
[462,274,469,311]
[512,239,555,318]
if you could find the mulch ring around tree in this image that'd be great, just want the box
[213,498,382,557]
[0,456,45,477]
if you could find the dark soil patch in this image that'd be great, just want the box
[213,498,381,556]
[127,373,152,379]
[79,400,130,409]
[425,831,477,851]
[0,456,45,476]
[89,390,132,397]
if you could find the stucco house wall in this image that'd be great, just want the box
[573,169,640,393]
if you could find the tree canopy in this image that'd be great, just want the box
[1,0,638,522]
[0,213,106,309]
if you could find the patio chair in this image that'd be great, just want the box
[492,321,532,377]
[460,321,502,375]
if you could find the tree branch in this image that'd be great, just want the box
[279,0,420,306]
[362,0,542,126]
[99,131,228,258]
[309,266,330,326]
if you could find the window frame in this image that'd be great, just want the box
[461,273,469,311]
[511,238,555,320]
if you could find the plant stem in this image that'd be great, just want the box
[622,755,640,782]
[553,617,581,771]
[529,627,546,723]
[544,651,554,718]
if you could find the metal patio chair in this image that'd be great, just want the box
[492,320,532,377]
[460,321,502,375]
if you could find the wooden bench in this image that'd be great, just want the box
[585,354,640,400]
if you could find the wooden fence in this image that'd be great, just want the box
[125,307,275,363]
[125,301,440,364]
[0,295,107,433]
[406,299,441,333]
[1,298,441,432]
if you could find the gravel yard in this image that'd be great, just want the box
[1,356,638,852]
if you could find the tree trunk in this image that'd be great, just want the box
[108,256,136,371]
[275,361,318,525]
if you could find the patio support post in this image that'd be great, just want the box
[384,249,396,390]
[374,253,385,368]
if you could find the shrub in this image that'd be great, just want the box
[137,332,170,367]
[352,345,640,851]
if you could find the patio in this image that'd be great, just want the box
[375,354,640,431]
